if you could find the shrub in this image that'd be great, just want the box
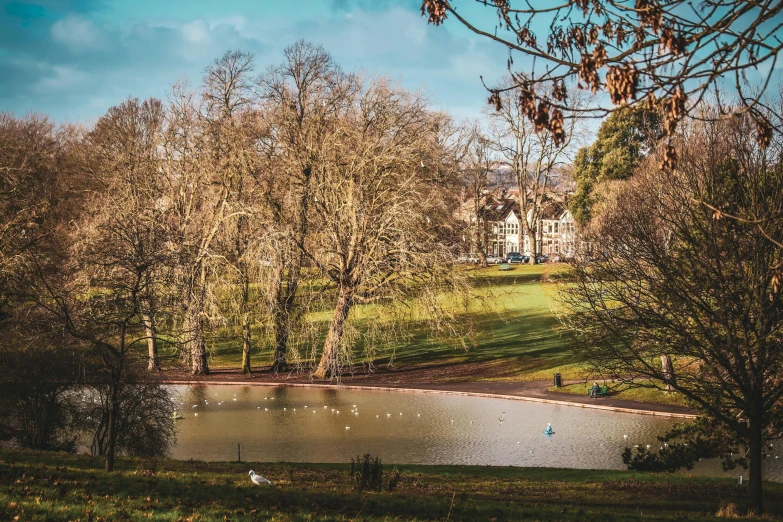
[387,466,401,492]
[349,454,383,492]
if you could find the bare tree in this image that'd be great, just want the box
[421,0,783,165]
[307,79,470,379]
[30,168,176,470]
[256,41,356,372]
[0,114,61,311]
[487,84,583,262]
[0,114,96,450]
[460,128,497,267]
[202,50,259,374]
[89,98,169,371]
[163,58,256,376]
[558,114,783,514]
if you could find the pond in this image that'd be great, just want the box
[170,384,783,481]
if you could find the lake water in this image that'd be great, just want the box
[170,384,782,481]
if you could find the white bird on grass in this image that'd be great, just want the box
[249,470,272,485]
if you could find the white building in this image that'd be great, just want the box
[459,189,579,260]
[521,206,577,258]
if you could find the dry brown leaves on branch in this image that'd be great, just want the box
[421,0,783,168]
[421,0,447,25]
[756,117,773,149]
[578,54,600,93]
[661,142,677,172]
[488,91,502,111]
[533,101,549,133]
[662,87,685,134]
[605,64,638,105]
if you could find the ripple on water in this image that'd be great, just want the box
[169,384,782,481]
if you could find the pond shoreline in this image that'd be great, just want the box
[160,376,698,419]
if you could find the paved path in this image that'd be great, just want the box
[373,380,697,417]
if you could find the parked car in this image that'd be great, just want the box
[535,254,550,264]
[485,255,504,264]
[457,253,480,264]
[505,252,529,264]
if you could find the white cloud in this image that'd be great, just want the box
[180,19,210,44]
[34,65,90,93]
[51,16,104,51]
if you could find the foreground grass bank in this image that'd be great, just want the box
[3,449,781,521]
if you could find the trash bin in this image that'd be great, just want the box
[554,373,562,387]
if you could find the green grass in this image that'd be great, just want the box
[152,265,686,407]
[549,382,690,407]
[3,448,779,521]
[159,264,586,382]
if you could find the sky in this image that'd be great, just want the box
[0,0,519,124]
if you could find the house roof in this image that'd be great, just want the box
[458,188,573,223]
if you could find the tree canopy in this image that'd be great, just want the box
[559,113,783,514]
[569,105,660,223]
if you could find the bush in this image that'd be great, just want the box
[77,382,176,458]
[387,466,401,492]
[0,344,80,452]
[349,454,383,492]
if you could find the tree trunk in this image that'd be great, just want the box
[104,390,118,472]
[272,269,299,372]
[748,414,764,514]
[313,286,353,379]
[660,354,675,391]
[271,168,310,371]
[239,261,252,374]
[181,273,209,376]
[141,298,159,372]
[241,313,251,374]
[183,302,208,375]
[524,222,538,264]
[272,311,290,372]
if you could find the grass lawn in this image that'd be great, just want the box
[2,448,779,521]
[160,264,590,382]
[548,382,690,407]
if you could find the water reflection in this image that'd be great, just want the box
[170,385,782,481]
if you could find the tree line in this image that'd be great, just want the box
[0,41,508,469]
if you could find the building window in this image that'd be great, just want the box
[554,222,559,234]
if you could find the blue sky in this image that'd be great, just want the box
[0,0,519,124]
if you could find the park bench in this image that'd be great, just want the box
[587,386,609,398]
[499,263,511,271]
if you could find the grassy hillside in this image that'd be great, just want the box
[174,264,587,381]
[2,449,779,521]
